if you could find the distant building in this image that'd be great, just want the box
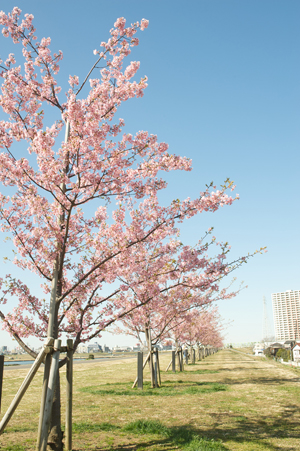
[272,290,300,341]
[103,344,111,353]
[253,343,264,356]
[267,342,285,357]
[113,346,131,352]
[87,343,102,353]
[283,340,295,350]
[77,342,102,353]
[292,343,300,362]
[77,344,88,353]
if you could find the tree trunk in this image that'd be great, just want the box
[47,371,63,451]
[46,301,63,451]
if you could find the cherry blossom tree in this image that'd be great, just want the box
[0,7,265,450]
[115,237,250,382]
[170,307,225,349]
[115,229,247,351]
[116,247,237,350]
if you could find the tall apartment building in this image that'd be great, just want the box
[272,290,300,340]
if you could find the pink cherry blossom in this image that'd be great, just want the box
[0,9,265,446]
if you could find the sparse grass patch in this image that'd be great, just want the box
[5,426,33,433]
[232,416,247,422]
[1,447,27,451]
[184,369,219,374]
[185,437,228,450]
[123,419,167,435]
[72,421,119,432]
[123,419,228,450]
[79,380,227,396]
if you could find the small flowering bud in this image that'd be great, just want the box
[140,19,149,30]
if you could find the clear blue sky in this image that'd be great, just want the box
[0,1,299,349]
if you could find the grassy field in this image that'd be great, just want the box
[1,348,300,450]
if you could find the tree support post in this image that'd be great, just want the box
[176,348,181,372]
[0,338,53,435]
[0,338,53,434]
[36,353,52,451]
[137,351,143,390]
[156,348,161,386]
[40,339,61,451]
[65,339,73,451]
[132,351,150,388]
[0,355,3,413]
[147,330,154,388]
[171,350,176,373]
[180,348,183,371]
[165,358,172,372]
[154,349,158,388]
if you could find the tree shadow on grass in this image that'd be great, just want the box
[204,402,300,450]
[74,423,229,451]
[219,375,300,385]
[215,366,263,372]
[71,407,300,451]
[79,380,227,396]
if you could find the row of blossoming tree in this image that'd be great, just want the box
[0,7,264,450]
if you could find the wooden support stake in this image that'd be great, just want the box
[137,351,143,390]
[40,339,61,451]
[192,348,195,364]
[0,355,3,414]
[65,339,73,451]
[148,335,154,388]
[174,348,180,372]
[36,353,52,451]
[165,358,172,372]
[0,355,3,413]
[154,350,158,388]
[0,338,53,435]
[185,349,188,365]
[171,350,176,373]
[156,349,161,386]
[132,351,150,388]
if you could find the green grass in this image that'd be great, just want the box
[5,349,299,450]
[72,421,119,432]
[5,426,33,433]
[62,419,229,450]
[232,416,248,422]
[123,419,167,435]
[185,437,228,450]
[79,380,227,396]
[184,369,219,374]
[123,419,228,450]
[1,447,27,451]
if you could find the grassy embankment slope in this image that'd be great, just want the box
[1,348,300,450]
